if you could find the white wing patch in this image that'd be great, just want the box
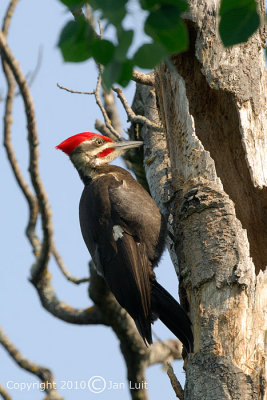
[112,225,124,241]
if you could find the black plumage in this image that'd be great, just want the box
[79,165,193,352]
[57,133,193,353]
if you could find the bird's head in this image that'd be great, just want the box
[56,132,143,177]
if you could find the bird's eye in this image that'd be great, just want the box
[96,139,103,145]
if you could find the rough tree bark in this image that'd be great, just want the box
[1,0,266,398]
[135,0,266,399]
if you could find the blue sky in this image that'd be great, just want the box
[0,1,185,399]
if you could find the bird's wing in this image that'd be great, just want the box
[79,175,153,344]
[101,230,152,344]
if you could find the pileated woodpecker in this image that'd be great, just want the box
[57,132,193,353]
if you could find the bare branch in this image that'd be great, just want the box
[52,243,89,284]
[112,86,162,131]
[58,11,123,141]
[132,70,155,86]
[0,385,12,400]
[2,82,85,283]
[57,82,95,95]
[97,19,103,38]
[0,387,11,400]
[2,61,40,253]
[95,119,113,137]
[31,271,105,324]
[2,0,19,35]
[0,327,63,400]
[0,29,53,282]
[147,339,183,366]
[1,1,40,253]
[27,45,43,88]
[57,77,122,141]
[166,362,184,400]
[1,47,43,102]
[102,89,121,134]
[95,71,122,140]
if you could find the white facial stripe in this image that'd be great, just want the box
[89,142,111,157]
[112,225,124,241]
[70,140,126,176]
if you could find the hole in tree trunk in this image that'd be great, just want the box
[171,23,267,274]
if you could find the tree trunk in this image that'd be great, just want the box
[148,0,267,398]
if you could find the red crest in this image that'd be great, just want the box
[56,132,113,155]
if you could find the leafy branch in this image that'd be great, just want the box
[57,0,260,89]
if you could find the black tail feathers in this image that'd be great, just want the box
[135,318,152,347]
[151,281,194,353]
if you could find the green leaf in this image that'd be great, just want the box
[58,18,93,62]
[133,42,166,68]
[145,11,188,53]
[90,0,127,25]
[102,59,133,90]
[59,0,84,7]
[145,5,183,31]
[219,0,260,46]
[91,39,115,65]
[141,0,187,12]
[117,59,133,87]
[102,61,122,90]
[115,29,134,61]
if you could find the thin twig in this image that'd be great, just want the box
[0,327,63,400]
[102,89,121,134]
[2,4,88,285]
[0,29,53,282]
[97,19,103,38]
[112,86,162,131]
[95,119,114,137]
[0,385,12,400]
[0,46,43,103]
[2,0,19,35]
[1,0,40,253]
[95,71,122,139]
[166,362,184,400]
[27,45,43,88]
[52,243,89,284]
[132,70,155,86]
[2,62,40,253]
[57,78,122,140]
[57,82,95,95]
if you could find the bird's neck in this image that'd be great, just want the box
[77,163,118,185]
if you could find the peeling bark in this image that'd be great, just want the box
[142,1,267,398]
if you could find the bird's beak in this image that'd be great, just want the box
[109,140,143,151]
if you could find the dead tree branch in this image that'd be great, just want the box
[95,119,113,137]
[112,86,162,131]
[132,70,155,86]
[0,385,12,400]
[102,89,121,134]
[94,71,122,139]
[57,71,122,141]
[0,29,53,282]
[35,273,105,324]
[0,327,63,400]
[52,244,89,284]
[147,339,182,366]
[2,0,19,35]
[166,362,184,400]
[0,3,91,324]
[57,83,94,95]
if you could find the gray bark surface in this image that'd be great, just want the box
[136,1,267,399]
